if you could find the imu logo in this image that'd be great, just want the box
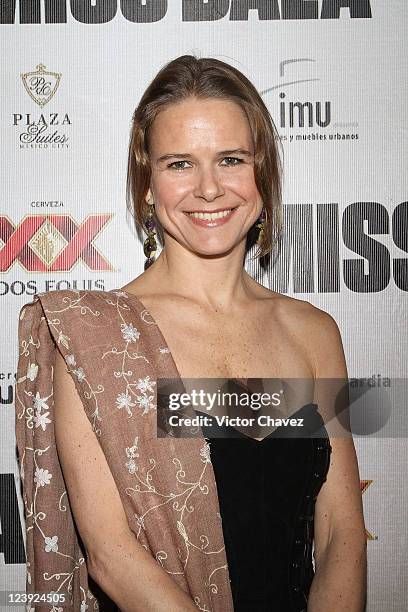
[279,90,331,130]
[262,58,333,130]
[0,214,114,272]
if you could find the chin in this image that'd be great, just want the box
[190,244,237,258]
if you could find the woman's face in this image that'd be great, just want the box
[147,96,263,257]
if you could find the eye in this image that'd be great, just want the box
[221,157,244,166]
[167,160,190,170]
[167,157,244,171]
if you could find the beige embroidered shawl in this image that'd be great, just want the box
[15,289,234,611]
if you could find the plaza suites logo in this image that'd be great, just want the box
[0,214,113,272]
[261,58,359,144]
[14,63,71,149]
[21,63,61,107]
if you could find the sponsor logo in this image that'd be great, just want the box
[0,214,114,272]
[13,64,70,149]
[262,58,359,142]
[20,63,61,107]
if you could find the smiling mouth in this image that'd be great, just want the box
[185,206,238,220]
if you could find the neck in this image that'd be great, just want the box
[142,240,257,314]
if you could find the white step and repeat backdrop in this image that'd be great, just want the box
[1,1,407,610]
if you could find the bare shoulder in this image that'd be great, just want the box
[261,288,337,330]
[261,289,347,378]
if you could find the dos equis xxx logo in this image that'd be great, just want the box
[0,214,113,272]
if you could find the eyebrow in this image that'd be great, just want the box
[156,148,254,163]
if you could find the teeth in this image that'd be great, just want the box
[188,209,234,220]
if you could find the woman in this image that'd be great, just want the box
[15,55,366,612]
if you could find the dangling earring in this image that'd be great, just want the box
[143,198,157,270]
[255,207,266,245]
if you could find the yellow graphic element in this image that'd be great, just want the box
[361,479,377,541]
[28,219,68,266]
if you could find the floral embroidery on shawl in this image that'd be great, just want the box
[15,289,234,611]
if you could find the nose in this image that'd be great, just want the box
[193,164,225,201]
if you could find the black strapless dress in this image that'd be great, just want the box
[200,402,332,612]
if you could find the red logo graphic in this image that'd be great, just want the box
[0,214,114,272]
